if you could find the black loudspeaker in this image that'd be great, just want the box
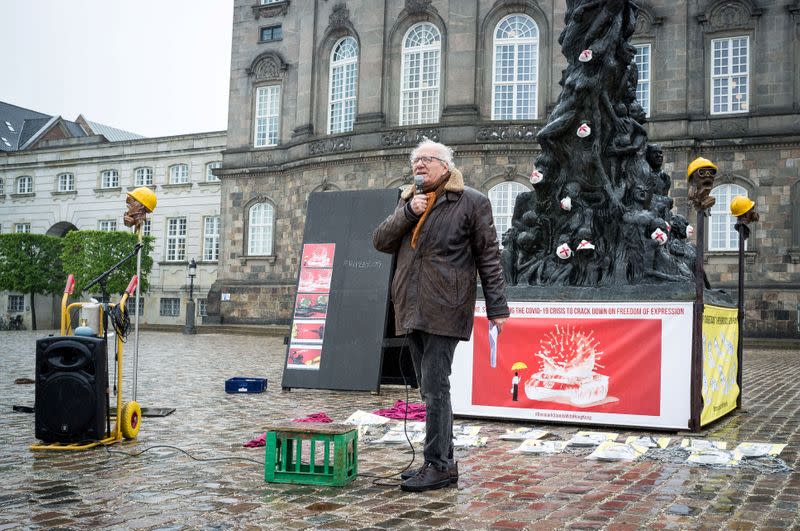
[35,336,108,443]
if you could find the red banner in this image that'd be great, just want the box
[472,316,662,416]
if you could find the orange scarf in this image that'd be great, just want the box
[410,175,449,249]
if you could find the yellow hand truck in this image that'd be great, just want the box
[30,271,142,451]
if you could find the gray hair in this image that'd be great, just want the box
[409,139,455,169]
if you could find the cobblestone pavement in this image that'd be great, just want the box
[1,330,798,530]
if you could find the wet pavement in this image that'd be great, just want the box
[1,330,797,530]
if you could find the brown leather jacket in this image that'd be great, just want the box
[373,168,509,340]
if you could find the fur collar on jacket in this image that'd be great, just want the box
[401,168,465,200]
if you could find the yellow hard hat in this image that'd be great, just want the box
[687,157,717,179]
[729,195,755,217]
[127,187,157,212]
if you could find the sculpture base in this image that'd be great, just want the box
[502,282,734,307]
[452,296,739,431]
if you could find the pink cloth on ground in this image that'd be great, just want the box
[243,433,266,448]
[373,400,426,421]
[243,412,334,447]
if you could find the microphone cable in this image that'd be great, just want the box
[358,332,419,486]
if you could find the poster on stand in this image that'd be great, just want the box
[451,301,694,430]
[287,243,335,371]
[700,304,739,426]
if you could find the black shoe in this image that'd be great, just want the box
[400,461,459,483]
[400,462,452,492]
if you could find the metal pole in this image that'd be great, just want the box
[184,267,196,335]
[689,208,706,431]
[736,225,745,408]
[132,225,143,402]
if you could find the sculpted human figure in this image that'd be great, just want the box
[667,214,696,277]
[730,195,759,241]
[687,157,718,211]
[646,144,674,222]
[124,187,157,228]
[500,190,538,285]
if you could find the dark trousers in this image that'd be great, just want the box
[407,330,459,471]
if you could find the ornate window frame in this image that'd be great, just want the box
[478,1,549,122]
[697,0,761,116]
[707,174,756,253]
[385,2,447,127]
[244,197,277,257]
[327,36,360,134]
[247,52,289,148]
[490,13,540,120]
[399,22,443,126]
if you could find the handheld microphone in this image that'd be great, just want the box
[414,175,425,195]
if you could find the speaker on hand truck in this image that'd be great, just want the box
[35,336,108,443]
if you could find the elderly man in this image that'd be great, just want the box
[374,139,509,492]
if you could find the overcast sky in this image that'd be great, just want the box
[0,0,233,138]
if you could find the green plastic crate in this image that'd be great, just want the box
[264,422,357,486]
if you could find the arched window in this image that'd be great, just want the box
[492,14,539,120]
[248,202,275,256]
[254,85,281,147]
[206,162,221,182]
[16,175,33,194]
[328,36,359,134]
[135,167,154,186]
[100,169,119,188]
[169,164,189,184]
[57,173,74,192]
[710,183,748,251]
[400,23,441,126]
[488,181,530,245]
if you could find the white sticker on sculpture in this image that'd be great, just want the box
[651,228,668,245]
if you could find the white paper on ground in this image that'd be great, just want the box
[499,428,549,441]
[568,431,618,446]
[512,440,568,454]
[587,441,648,461]
[345,410,391,425]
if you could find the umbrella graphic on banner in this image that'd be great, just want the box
[510,362,527,402]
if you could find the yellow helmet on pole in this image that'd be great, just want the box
[127,187,157,212]
[686,157,717,179]
[729,195,755,217]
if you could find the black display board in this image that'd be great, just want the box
[281,189,401,392]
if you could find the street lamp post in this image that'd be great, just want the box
[184,258,197,335]
[730,195,758,408]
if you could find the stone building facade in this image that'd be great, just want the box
[215,0,800,338]
[0,104,226,329]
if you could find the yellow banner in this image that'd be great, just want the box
[700,304,740,426]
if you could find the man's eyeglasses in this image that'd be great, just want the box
[411,155,446,166]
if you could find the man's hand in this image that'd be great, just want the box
[491,317,508,333]
[410,193,428,215]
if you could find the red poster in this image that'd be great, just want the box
[297,268,332,293]
[472,317,662,416]
[287,347,322,369]
[294,293,329,319]
[291,320,326,343]
[301,244,335,268]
